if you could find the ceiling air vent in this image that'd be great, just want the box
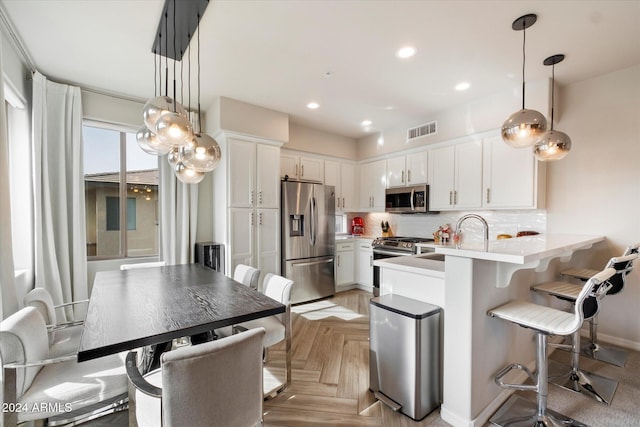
[407,121,437,141]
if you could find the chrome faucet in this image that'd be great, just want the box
[455,214,489,252]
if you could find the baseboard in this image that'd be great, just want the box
[355,283,373,293]
[580,327,640,352]
[335,284,358,293]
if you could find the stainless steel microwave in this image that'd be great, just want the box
[384,185,435,214]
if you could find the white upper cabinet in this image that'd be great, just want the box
[280,154,324,182]
[340,163,357,211]
[229,139,279,208]
[387,151,429,188]
[483,134,542,209]
[429,140,483,211]
[359,160,386,210]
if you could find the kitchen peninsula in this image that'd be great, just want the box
[375,234,605,427]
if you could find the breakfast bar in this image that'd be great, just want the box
[375,234,604,427]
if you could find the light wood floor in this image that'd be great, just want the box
[262,289,449,427]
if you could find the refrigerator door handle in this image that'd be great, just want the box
[310,196,317,246]
[292,258,334,268]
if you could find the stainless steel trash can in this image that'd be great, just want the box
[369,294,442,421]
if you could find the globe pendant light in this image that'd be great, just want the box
[534,54,571,161]
[156,111,193,146]
[155,2,193,147]
[180,132,221,172]
[136,126,173,156]
[175,161,205,184]
[502,14,547,148]
[167,146,181,168]
[143,95,188,133]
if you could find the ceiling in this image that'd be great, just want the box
[1,0,639,139]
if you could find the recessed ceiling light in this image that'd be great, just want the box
[361,120,373,127]
[396,46,416,59]
[455,82,471,91]
[307,102,319,109]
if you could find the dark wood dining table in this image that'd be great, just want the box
[78,263,285,362]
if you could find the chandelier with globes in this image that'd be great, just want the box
[136,0,220,184]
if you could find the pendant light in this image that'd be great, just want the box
[501,14,547,148]
[179,13,221,174]
[155,2,193,147]
[534,54,571,161]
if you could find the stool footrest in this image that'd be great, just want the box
[495,363,537,391]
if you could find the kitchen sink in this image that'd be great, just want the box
[414,253,445,262]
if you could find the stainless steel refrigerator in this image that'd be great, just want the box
[281,181,335,304]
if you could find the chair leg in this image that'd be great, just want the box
[548,329,618,404]
[490,333,588,427]
[580,315,627,367]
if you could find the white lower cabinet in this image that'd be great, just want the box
[356,239,374,290]
[336,241,355,288]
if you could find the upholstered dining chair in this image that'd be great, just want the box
[0,307,128,427]
[126,328,265,427]
[233,264,261,291]
[233,273,294,397]
[23,287,88,357]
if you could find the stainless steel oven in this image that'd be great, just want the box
[371,237,435,296]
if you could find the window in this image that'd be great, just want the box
[83,124,159,258]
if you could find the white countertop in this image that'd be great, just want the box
[433,233,605,264]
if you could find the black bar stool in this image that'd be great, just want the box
[487,268,616,427]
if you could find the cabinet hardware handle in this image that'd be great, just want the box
[407,169,411,182]
[449,191,453,205]
[337,197,341,208]
[342,197,345,208]
[259,191,263,204]
[369,255,373,267]
[454,191,458,205]
[250,190,254,205]
[301,164,304,177]
[337,255,340,267]
[259,212,263,225]
[371,196,374,207]
[295,164,298,177]
[250,212,254,226]
[401,170,405,183]
[486,188,490,204]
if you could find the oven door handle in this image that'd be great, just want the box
[373,249,412,257]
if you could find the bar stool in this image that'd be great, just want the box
[529,252,637,404]
[558,243,639,366]
[487,268,615,427]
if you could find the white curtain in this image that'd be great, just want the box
[159,161,199,265]
[0,32,18,319]
[32,72,87,321]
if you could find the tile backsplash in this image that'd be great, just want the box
[346,210,546,241]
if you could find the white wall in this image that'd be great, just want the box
[356,78,551,160]
[545,64,640,346]
[287,122,357,160]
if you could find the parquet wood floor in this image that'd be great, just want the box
[262,290,449,427]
